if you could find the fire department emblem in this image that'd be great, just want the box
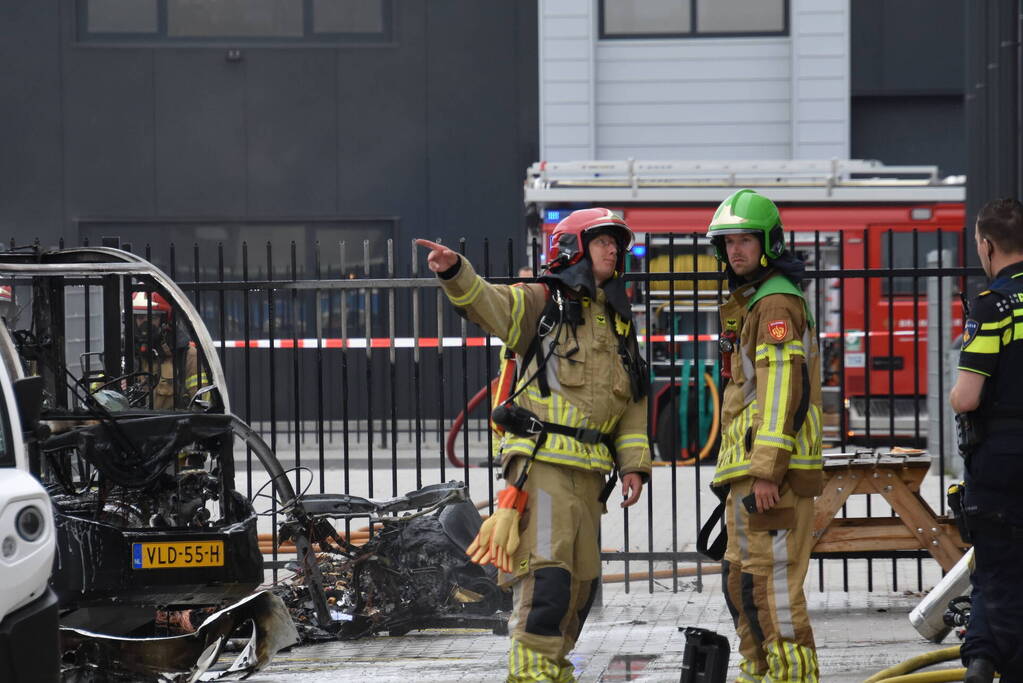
[962,319,978,348]
[767,319,788,341]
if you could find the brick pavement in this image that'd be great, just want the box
[248,566,954,682]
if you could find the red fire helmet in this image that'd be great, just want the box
[546,208,634,272]
[131,291,172,316]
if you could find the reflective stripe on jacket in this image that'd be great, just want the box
[438,257,651,479]
[713,272,823,496]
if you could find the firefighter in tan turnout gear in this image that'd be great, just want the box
[708,190,823,682]
[417,208,651,683]
[132,291,204,410]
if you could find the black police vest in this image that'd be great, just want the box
[978,272,1023,426]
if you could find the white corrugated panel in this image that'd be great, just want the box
[538,0,851,162]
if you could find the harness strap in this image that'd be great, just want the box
[697,486,729,561]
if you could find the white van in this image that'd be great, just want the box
[0,365,58,681]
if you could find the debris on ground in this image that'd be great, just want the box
[271,497,510,642]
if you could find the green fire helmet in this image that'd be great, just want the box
[707,189,786,261]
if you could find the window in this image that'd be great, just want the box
[601,0,787,39]
[86,0,159,33]
[78,0,393,45]
[167,0,304,38]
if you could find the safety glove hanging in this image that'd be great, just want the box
[466,465,530,573]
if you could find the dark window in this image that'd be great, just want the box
[601,0,788,39]
[77,0,392,44]
[87,0,158,33]
[880,231,960,296]
[167,0,304,38]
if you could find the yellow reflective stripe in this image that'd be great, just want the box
[956,365,991,377]
[763,344,791,435]
[502,437,616,472]
[714,460,752,482]
[714,394,822,486]
[755,340,804,359]
[448,276,484,306]
[980,316,1011,330]
[506,286,526,349]
[754,432,795,449]
[614,435,649,450]
[965,335,1000,354]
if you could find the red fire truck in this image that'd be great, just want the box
[524,160,966,459]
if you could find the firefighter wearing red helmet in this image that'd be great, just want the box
[131,291,204,410]
[704,189,823,682]
[417,208,650,682]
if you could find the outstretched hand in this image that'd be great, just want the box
[415,239,459,273]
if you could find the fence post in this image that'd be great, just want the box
[927,249,958,479]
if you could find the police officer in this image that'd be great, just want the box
[949,197,1023,683]
[707,189,823,682]
[417,208,651,682]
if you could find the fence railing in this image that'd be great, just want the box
[56,231,979,593]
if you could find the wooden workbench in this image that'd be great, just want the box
[812,450,967,572]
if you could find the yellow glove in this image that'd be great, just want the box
[466,485,527,573]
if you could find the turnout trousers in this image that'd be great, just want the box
[722,477,819,683]
[961,518,1023,682]
[501,459,606,683]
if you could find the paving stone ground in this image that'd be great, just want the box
[247,567,956,682]
[239,445,962,681]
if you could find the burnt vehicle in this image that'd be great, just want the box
[0,247,322,637]
[275,482,508,641]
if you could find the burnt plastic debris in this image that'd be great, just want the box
[272,494,508,642]
[60,590,298,682]
[679,627,729,683]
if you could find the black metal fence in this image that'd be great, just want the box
[58,230,980,593]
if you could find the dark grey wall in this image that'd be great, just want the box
[0,1,538,268]
[850,0,965,175]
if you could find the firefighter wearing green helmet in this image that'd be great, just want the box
[708,189,824,682]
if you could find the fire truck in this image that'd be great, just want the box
[524,160,967,459]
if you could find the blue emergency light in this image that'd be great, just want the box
[632,245,646,258]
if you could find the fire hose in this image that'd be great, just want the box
[663,371,720,466]
[863,646,965,682]
[448,372,722,468]
[446,379,499,469]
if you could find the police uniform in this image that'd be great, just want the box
[957,260,1023,681]
[713,269,823,683]
[437,255,651,683]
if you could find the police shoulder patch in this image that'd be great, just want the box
[962,318,979,348]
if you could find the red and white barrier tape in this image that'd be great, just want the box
[211,329,937,350]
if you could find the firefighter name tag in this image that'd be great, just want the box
[132,540,225,569]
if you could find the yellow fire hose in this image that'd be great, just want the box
[864,646,970,683]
